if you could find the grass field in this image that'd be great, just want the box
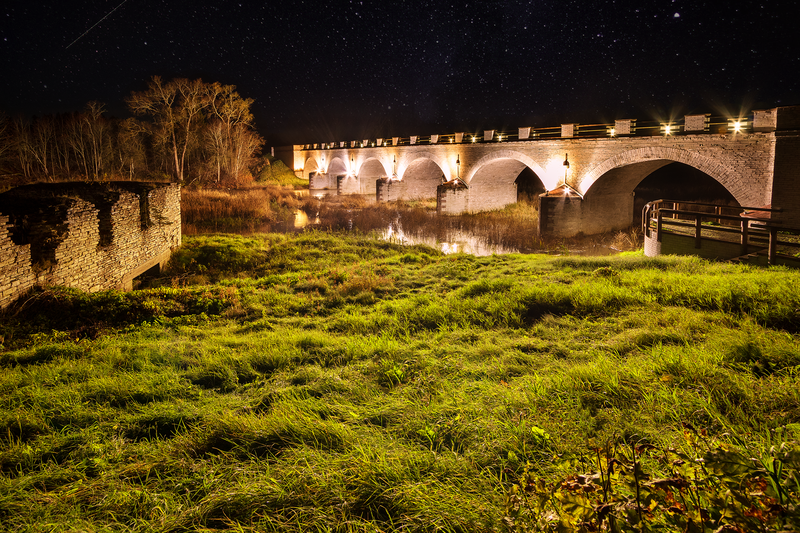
[1,232,799,531]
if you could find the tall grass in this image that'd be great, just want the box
[181,186,303,234]
[1,233,798,531]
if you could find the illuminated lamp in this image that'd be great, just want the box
[563,153,570,186]
[472,136,476,143]
[660,123,674,136]
[608,127,616,137]
[728,118,747,133]
[456,154,461,180]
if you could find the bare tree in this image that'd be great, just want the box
[1,77,264,186]
[12,116,34,180]
[204,82,262,183]
[229,123,263,181]
[127,76,208,182]
[117,117,148,180]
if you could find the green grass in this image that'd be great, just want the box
[1,232,799,531]
[256,157,307,187]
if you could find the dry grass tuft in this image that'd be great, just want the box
[182,186,302,234]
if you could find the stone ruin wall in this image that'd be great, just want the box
[0,182,181,309]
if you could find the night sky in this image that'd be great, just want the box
[1,0,797,147]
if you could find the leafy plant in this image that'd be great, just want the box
[505,427,800,532]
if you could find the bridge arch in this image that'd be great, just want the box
[398,153,448,199]
[327,156,347,177]
[303,157,319,180]
[355,157,389,194]
[573,147,752,234]
[580,147,755,206]
[397,152,451,181]
[465,150,550,211]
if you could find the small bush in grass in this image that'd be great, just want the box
[505,428,800,532]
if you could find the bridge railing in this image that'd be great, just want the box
[641,199,800,265]
[297,114,751,151]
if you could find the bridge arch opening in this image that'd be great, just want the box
[464,151,553,212]
[632,162,739,220]
[468,158,535,212]
[326,157,355,194]
[515,167,547,203]
[357,158,388,194]
[580,159,741,234]
[327,157,347,177]
[303,157,318,180]
[401,158,445,199]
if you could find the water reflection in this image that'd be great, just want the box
[264,208,619,257]
[384,225,520,255]
[294,209,309,228]
[224,189,623,257]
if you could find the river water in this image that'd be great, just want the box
[240,190,624,257]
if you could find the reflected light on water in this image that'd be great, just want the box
[294,210,309,228]
[382,225,518,256]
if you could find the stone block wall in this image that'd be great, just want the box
[538,192,584,237]
[0,182,181,309]
[309,172,334,189]
[376,178,404,202]
[337,175,361,195]
[437,182,469,215]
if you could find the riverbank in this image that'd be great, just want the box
[1,232,798,531]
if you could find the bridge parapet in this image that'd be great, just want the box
[292,108,800,156]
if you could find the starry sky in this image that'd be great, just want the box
[1,0,797,147]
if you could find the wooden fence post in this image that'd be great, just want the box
[695,216,702,249]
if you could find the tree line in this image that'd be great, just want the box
[0,77,265,189]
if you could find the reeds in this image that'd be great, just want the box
[181,186,302,234]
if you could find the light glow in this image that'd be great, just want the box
[542,157,568,190]
[608,127,616,137]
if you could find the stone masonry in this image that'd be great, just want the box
[0,182,181,309]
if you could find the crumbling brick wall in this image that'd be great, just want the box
[0,182,181,309]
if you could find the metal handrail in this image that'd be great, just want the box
[297,114,755,150]
[642,199,799,265]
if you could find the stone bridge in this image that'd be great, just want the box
[288,106,800,237]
